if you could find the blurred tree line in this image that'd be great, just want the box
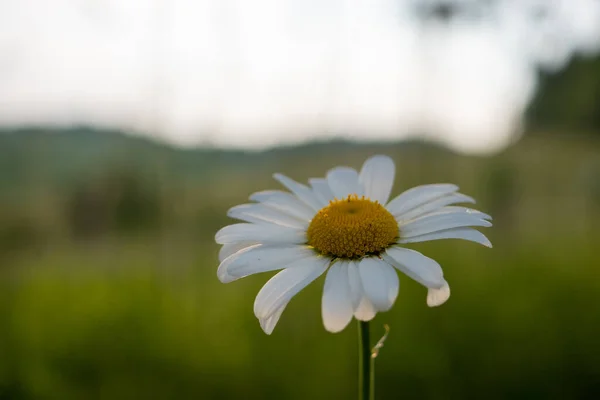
[414,0,600,134]
[528,55,600,133]
[65,169,162,238]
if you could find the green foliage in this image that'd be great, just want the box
[64,169,162,238]
[0,214,42,260]
[528,54,600,132]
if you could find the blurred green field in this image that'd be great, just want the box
[1,130,600,399]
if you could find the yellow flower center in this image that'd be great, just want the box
[307,195,399,259]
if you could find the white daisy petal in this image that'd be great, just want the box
[326,167,364,198]
[227,204,308,229]
[309,178,335,206]
[386,184,459,216]
[347,261,377,321]
[396,192,476,221]
[383,247,445,288]
[322,261,354,333]
[215,223,306,244]
[425,206,492,221]
[427,282,451,307]
[273,173,323,211]
[218,245,317,283]
[218,241,259,262]
[248,190,283,202]
[353,297,377,321]
[254,255,330,319]
[400,213,492,238]
[379,259,401,301]
[218,271,236,283]
[359,155,395,204]
[217,244,260,283]
[358,257,399,312]
[249,190,315,221]
[259,302,288,335]
[397,228,492,248]
[344,261,361,308]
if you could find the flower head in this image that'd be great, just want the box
[216,155,492,334]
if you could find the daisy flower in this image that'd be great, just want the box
[216,155,492,334]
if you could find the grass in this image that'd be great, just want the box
[0,232,598,399]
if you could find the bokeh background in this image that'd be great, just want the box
[1,0,600,399]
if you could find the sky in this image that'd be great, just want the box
[1,0,599,154]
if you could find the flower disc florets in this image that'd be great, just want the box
[307,195,399,259]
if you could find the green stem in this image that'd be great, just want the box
[358,320,374,400]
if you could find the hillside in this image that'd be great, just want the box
[0,126,453,193]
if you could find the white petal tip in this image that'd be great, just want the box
[322,308,353,333]
[216,263,234,283]
[354,313,376,322]
[259,321,275,335]
[477,232,493,248]
[217,273,236,284]
[254,301,279,320]
[323,323,348,334]
[353,299,377,321]
[214,225,234,244]
[258,306,287,335]
[427,283,451,307]
[366,154,394,164]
